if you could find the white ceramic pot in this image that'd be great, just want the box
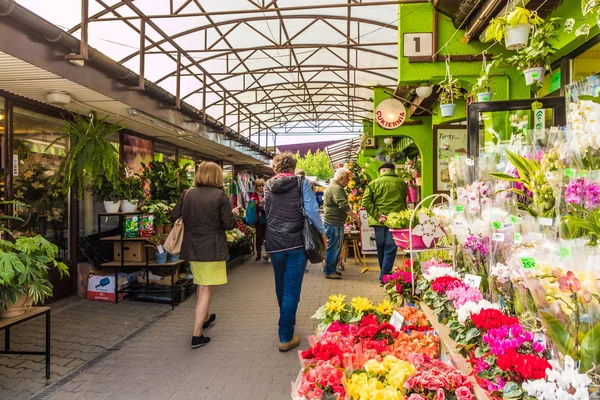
[415,86,433,98]
[440,103,456,118]
[524,67,545,86]
[121,200,139,213]
[477,92,493,102]
[504,23,531,50]
[103,200,121,213]
[383,137,394,145]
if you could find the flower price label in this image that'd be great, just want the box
[492,232,505,242]
[534,333,547,349]
[565,168,575,178]
[464,274,482,289]
[465,158,475,166]
[389,310,405,332]
[510,215,520,224]
[514,232,522,244]
[157,245,165,254]
[452,220,465,229]
[538,217,553,226]
[521,257,536,269]
[455,205,464,213]
[545,171,554,180]
[492,221,501,230]
[502,222,514,230]
[558,247,572,259]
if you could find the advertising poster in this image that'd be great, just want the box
[359,209,377,253]
[123,133,153,173]
[433,127,468,192]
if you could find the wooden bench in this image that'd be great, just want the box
[0,307,51,380]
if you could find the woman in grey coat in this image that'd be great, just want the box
[171,162,239,348]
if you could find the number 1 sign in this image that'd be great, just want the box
[403,33,433,57]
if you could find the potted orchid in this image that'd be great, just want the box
[485,7,543,50]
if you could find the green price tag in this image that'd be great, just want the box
[510,215,519,224]
[565,168,575,178]
[578,172,587,178]
[454,154,459,159]
[521,257,536,269]
[514,232,522,244]
[559,247,572,259]
[492,221,501,230]
[455,205,464,212]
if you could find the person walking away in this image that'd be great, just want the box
[362,163,407,285]
[295,168,316,272]
[322,168,360,280]
[250,179,267,261]
[170,162,239,348]
[264,153,325,352]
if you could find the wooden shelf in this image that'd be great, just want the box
[100,236,149,241]
[420,302,491,400]
[100,260,185,268]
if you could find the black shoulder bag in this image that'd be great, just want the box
[297,176,326,263]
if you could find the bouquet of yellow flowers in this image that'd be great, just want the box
[346,355,415,400]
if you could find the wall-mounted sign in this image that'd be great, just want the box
[433,126,468,193]
[403,33,433,57]
[364,137,377,149]
[534,109,546,131]
[375,99,406,130]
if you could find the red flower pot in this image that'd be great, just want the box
[389,228,440,250]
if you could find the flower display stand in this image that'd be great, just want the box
[420,302,491,400]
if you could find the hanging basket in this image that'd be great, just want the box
[504,23,531,50]
[524,67,545,86]
[440,103,456,117]
[477,92,493,102]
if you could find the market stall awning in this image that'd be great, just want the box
[325,137,362,168]
[14,0,400,139]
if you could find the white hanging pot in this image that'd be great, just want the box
[477,92,493,102]
[524,67,545,86]
[383,137,394,145]
[103,200,121,213]
[504,23,531,50]
[121,200,139,213]
[416,86,433,98]
[440,103,456,118]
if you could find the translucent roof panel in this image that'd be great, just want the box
[16,0,399,140]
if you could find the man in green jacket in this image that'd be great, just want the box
[323,168,360,279]
[362,163,407,284]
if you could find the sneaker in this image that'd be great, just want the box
[279,335,300,352]
[255,255,261,261]
[325,273,342,280]
[191,335,210,348]
[335,271,342,276]
[203,314,216,330]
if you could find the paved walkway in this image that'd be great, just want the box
[43,257,384,400]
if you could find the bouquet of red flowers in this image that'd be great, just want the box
[470,309,520,331]
[431,276,464,295]
[356,314,399,345]
[495,349,551,381]
[293,360,346,400]
[382,270,416,305]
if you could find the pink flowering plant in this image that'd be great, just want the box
[383,259,417,305]
[294,360,346,400]
[563,177,600,245]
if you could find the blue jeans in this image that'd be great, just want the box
[374,226,397,283]
[324,223,344,275]
[270,248,308,343]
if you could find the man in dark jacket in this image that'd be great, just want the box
[264,153,325,352]
[362,163,407,284]
[322,168,360,279]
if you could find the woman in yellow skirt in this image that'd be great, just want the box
[170,162,239,348]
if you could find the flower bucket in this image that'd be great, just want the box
[504,23,531,50]
[524,67,545,86]
[440,103,456,118]
[167,253,180,263]
[477,92,493,102]
[155,252,168,264]
[389,229,439,250]
[121,200,139,213]
[1,293,34,318]
[103,201,121,213]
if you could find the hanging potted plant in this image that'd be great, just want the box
[503,18,561,90]
[121,171,146,213]
[93,173,125,213]
[470,59,495,102]
[438,77,462,118]
[49,112,122,200]
[485,7,543,50]
[376,143,400,163]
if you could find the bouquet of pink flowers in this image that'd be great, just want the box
[293,360,346,400]
[404,355,474,400]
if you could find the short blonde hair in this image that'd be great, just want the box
[272,152,297,174]
[254,178,265,189]
[195,161,224,189]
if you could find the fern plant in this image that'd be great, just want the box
[49,112,122,200]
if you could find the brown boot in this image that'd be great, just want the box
[279,335,300,352]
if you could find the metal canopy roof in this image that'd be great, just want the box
[325,136,362,168]
[17,0,401,145]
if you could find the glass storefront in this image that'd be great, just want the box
[573,42,600,82]
[153,141,176,162]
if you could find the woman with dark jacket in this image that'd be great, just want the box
[170,161,239,348]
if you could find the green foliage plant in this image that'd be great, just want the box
[122,173,146,202]
[484,7,543,43]
[141,160,193,204]
[92,173,124,202]
[470,60,495,96]
[437,77,463,105]
[384,210,419,229]
[295,150,334,180]
[49,112,122,200]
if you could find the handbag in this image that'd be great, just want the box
[163,188,192,255]
[244,200,258,225]
[297,177,325,263]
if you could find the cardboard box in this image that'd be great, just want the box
[86,272,138,302]
[114,242,148,262]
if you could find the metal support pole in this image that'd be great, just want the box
[65,0,89,61]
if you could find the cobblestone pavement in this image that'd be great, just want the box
[44,256,384,400]
[0,296,170,400]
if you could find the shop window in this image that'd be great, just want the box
[12,107,69,261]
[573,42,600,82]
[223,163,234,198]
[178,150,195,180]
[538,68,561,97]
[153,141,176,162]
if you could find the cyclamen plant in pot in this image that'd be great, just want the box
[503,18,561,91]
[485,7,543,50]
[121,172,146,213]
